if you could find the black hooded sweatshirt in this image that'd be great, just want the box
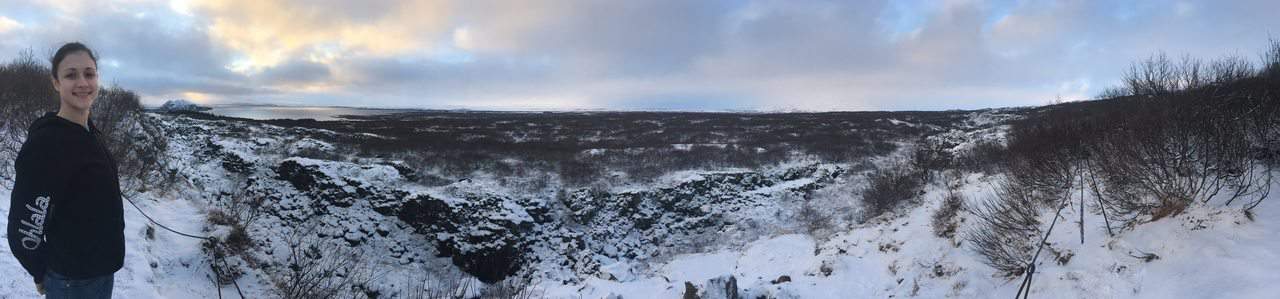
[7,112,125,284]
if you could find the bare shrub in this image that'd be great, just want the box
[795,194,832,236]
[1088,132,1182,223]
[1095,86,1130,100]
[203,217,255,288]
[476,277,542,299]
[94,87,178,193]
[203,237,247,288]
[1084,95,1272,223]
[1209,54,1256,84]
[1262,37,1280,78]
[273,225,379,299]
[402,271,476,299]
[1122,52,1179,96]
[955,139,1006,173]
[1113,51,1266,97]
[1017,39,1280,224]
[0,50,56,181]
[1205,110,1273,210]
[400,270,542,299]
[1238,92,1279,211]
[215,182,268,228]
[965,182,1043,277]
[860,162,924,219]
[1243,93,1280,167]
[932,183,964,240]
[0,49,56,117]
[911,137,954,179]
[202,183,271,287]
[1003,103,1092,200]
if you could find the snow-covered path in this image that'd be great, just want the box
[0,185,273,298]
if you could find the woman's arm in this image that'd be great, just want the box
[6,135,65,285]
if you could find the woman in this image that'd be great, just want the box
[6,42,124,298]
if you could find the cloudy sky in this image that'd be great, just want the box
[1,0,1277,111]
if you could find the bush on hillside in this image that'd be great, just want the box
[860,162,924,220]
[965,181,1043,277]
[931,182,965,241]
[996,39,1280,228]
[273,225,378,299]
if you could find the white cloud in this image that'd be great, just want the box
[0,16,21,33]
[451,26,474,50]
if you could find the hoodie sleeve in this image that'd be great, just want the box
[6,134,65,284]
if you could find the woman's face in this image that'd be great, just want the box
[51,51,99,112]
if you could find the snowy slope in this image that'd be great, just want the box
[541,172,1280,298]
[0,185,265,298]
[2,109,1277,298]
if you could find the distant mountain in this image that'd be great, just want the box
[157,99,211,112]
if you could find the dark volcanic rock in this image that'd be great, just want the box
[561,164,844,268]
[276,160,323,192]
[273,159,387,208]
[396,191,546,283]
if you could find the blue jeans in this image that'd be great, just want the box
[44,271,114,299]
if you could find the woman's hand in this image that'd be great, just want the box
[36,282,45,295]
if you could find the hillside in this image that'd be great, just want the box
[1,102,1274,298]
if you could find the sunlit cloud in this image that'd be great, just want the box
[191,0,451,73]
[0,16,21,33]
[181,91,213,104]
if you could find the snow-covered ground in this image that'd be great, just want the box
[545,173,1280,298]
[0,186,267,298]
[2,109,1278,298]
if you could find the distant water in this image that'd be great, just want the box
[203,105,413,121]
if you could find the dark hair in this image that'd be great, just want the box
[50,42,97,79]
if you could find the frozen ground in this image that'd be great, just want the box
[1,109,1277,298]
[541,172,1280,298]
[0,187,276,298]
